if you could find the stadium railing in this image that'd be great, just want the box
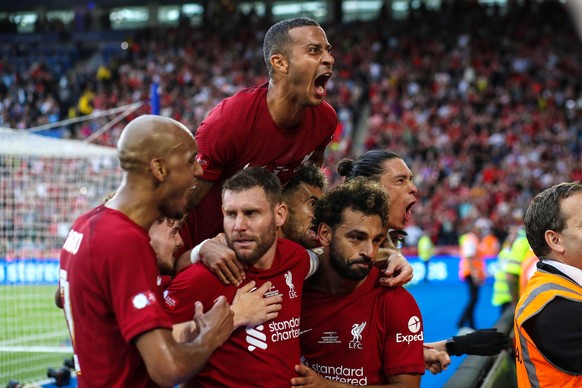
[444,307,516,388]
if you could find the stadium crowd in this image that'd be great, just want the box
[1,1,581,258]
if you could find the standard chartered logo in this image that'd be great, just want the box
[246,325,267,352]
[269,317,300,342]
[310,363,368,386]
[245,317,301,352]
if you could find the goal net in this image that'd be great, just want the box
[0,127,122,384]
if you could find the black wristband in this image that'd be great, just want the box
[445,338,458,356]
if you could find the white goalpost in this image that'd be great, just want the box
[0,127,122,384]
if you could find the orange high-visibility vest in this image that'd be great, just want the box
[480,234,500,259]
[458,232,484,281]
[514,268,582,387]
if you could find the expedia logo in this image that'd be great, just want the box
[408,316,421,333]
[246,325,267,352]
[396,315,423,344]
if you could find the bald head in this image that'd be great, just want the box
[118,115,196,172]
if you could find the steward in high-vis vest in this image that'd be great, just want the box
[514,263,582,388]
[514,181,582,388]
[417,234,434,282]
[491,243,512,311]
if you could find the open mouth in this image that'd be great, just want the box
[406,201,416,215]
[404,201,416,224]
[314,73,331,96]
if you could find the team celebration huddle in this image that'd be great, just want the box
[54,16,578,388]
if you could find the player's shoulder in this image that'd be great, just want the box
[199,84,266,134]
[316,100,338,119]
[377,283,419,315]
[276,238,312,269]
[84,206,147,243]
[220,83,267,108]
[171,262,216,286]
[278,238,310,256]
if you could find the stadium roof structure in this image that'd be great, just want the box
[0,0,198,12]
[0,128,118,157]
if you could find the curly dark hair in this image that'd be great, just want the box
[314,177,389,230]
[283,163,327,198]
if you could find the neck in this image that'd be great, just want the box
[306,251,366,295]
[105,181,159,230]
[248,240,279,270]
[266,80,305,129]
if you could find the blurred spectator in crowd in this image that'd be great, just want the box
[457,219,486,332]
[418,233,435,282]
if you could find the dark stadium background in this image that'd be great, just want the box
[1,0,580,386]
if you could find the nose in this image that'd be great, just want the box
[360,239,374,259]
[192,160,203,178]
[409,180,418,194]
[322,50,334,69]
[233,214,247,232]
[174,233,184,250]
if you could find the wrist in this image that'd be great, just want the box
[190,239,210,264]
[445,338,458,356]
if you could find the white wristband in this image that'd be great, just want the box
[190,239,210,264]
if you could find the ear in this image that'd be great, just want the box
[545,230,565,254]
[318,222,332,247]
[150,158,167,182]
[270,53,288,74]
[274,202,288,228]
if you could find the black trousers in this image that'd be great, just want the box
[458,275,480,329]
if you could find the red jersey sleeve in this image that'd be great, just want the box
[380,287,425,377]
[103,232,172,343]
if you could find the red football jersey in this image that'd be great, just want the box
[300,267,425,384]
[58,205,172,388]
[164,239,311,387]
[179,83,337,251]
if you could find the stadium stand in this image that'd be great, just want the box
[1,0,581,385]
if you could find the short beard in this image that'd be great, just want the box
[227,222,278,267]
[282,214,317,249]
[329,239,372,281]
